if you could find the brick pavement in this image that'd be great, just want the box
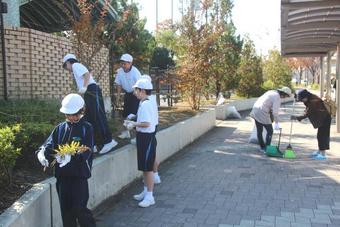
[95,102,340,227]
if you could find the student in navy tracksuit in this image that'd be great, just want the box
[63,54,117,155]
[37,94,96,227]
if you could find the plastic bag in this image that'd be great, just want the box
[216,93,225,106]
[226,106,241,119]
[248,125,267,144]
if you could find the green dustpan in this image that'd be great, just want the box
[265,145,283,157]
[265,128,283,158]
[284,149,296,159]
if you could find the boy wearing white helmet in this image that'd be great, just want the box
[63,54,117,154]
[115,53,141,118]
[125,78,158,208]
[250,86,291,153]
[140,75,161,184]
[36,93,96,227]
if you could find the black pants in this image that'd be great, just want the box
[84,84,112,145]
[255,120,273,149]
[123,92,140,118]
[56,177,96,227]
[317,115,332,150]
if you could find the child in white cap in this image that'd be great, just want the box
[125,78,158,207]
[36,93,96,227]
[62,54,118,154]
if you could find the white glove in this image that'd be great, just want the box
[37,146,49,167]
[274,123,281,130]
[78,86,87,94]
[124,120,137,130]
[127,114,136,120]
[55,154,71,168]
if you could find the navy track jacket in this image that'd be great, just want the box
[41,118,94,179]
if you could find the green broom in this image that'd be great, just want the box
[284,100,296,159]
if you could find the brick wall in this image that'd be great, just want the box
[0,27,110,100]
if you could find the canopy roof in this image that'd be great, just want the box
[20,0,118,33]
[281,0,340,57]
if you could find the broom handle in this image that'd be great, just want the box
[289,100,296,144]
[278,127,282,148]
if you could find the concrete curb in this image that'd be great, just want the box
[216,97,294,120]
[0,109,216,227]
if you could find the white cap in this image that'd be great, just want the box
[120,53,133,62]
[63,54,77,64]
[141,74,152,82]
[278,86,292,96]
[133,78,153,90]
[60,93,85,114]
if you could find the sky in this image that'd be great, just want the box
[134,0,281,56]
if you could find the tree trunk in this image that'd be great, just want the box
[216,81,221,100]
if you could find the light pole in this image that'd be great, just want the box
[0,0,7,100]
[171,0,173,24]
[156,0,158,30]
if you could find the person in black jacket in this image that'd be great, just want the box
[36,93,96,227]
[291,89,332,160]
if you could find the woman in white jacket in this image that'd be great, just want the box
[250,87,291,152]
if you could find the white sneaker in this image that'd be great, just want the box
[118,130,130,139]
[258,148,265,153]
[154,174,161,184]
[138,196,155,208]
[99,140,118,154]
[93,145,98,153]
[130,138,136,145]
[133,191,145,201]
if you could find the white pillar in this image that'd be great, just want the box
[320,57,324,98]
[326,52,331,96]
[3,0,20,27]
[336,43,340,133]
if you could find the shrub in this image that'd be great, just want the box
[14,123,55,168]
[0,99,62,171]
[0,99,62,124]
[0,124,21,185]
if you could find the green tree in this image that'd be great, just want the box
[174,0,242,109]
[150,47,175,70]
[236,38,263,98]
[155,20,179,54]
[175,1,216,110]
[207,0,242,98]
[263,49,292,89]
[105,0,156,71]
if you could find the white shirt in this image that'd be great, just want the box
[250,90,281,124]
[114,66,141,93]
[72,63,96,89]
[136,99,157,133]
[149,95,159,125]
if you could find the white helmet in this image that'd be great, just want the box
[141,74,152,82]
[278,86,292,96]
[120,53,133,62]
[63,54,77,64]
[60,93,85,114]
[132,78,153,90]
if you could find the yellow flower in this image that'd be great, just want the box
[54,141,81,157]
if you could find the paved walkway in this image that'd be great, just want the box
[95,102,340,227]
